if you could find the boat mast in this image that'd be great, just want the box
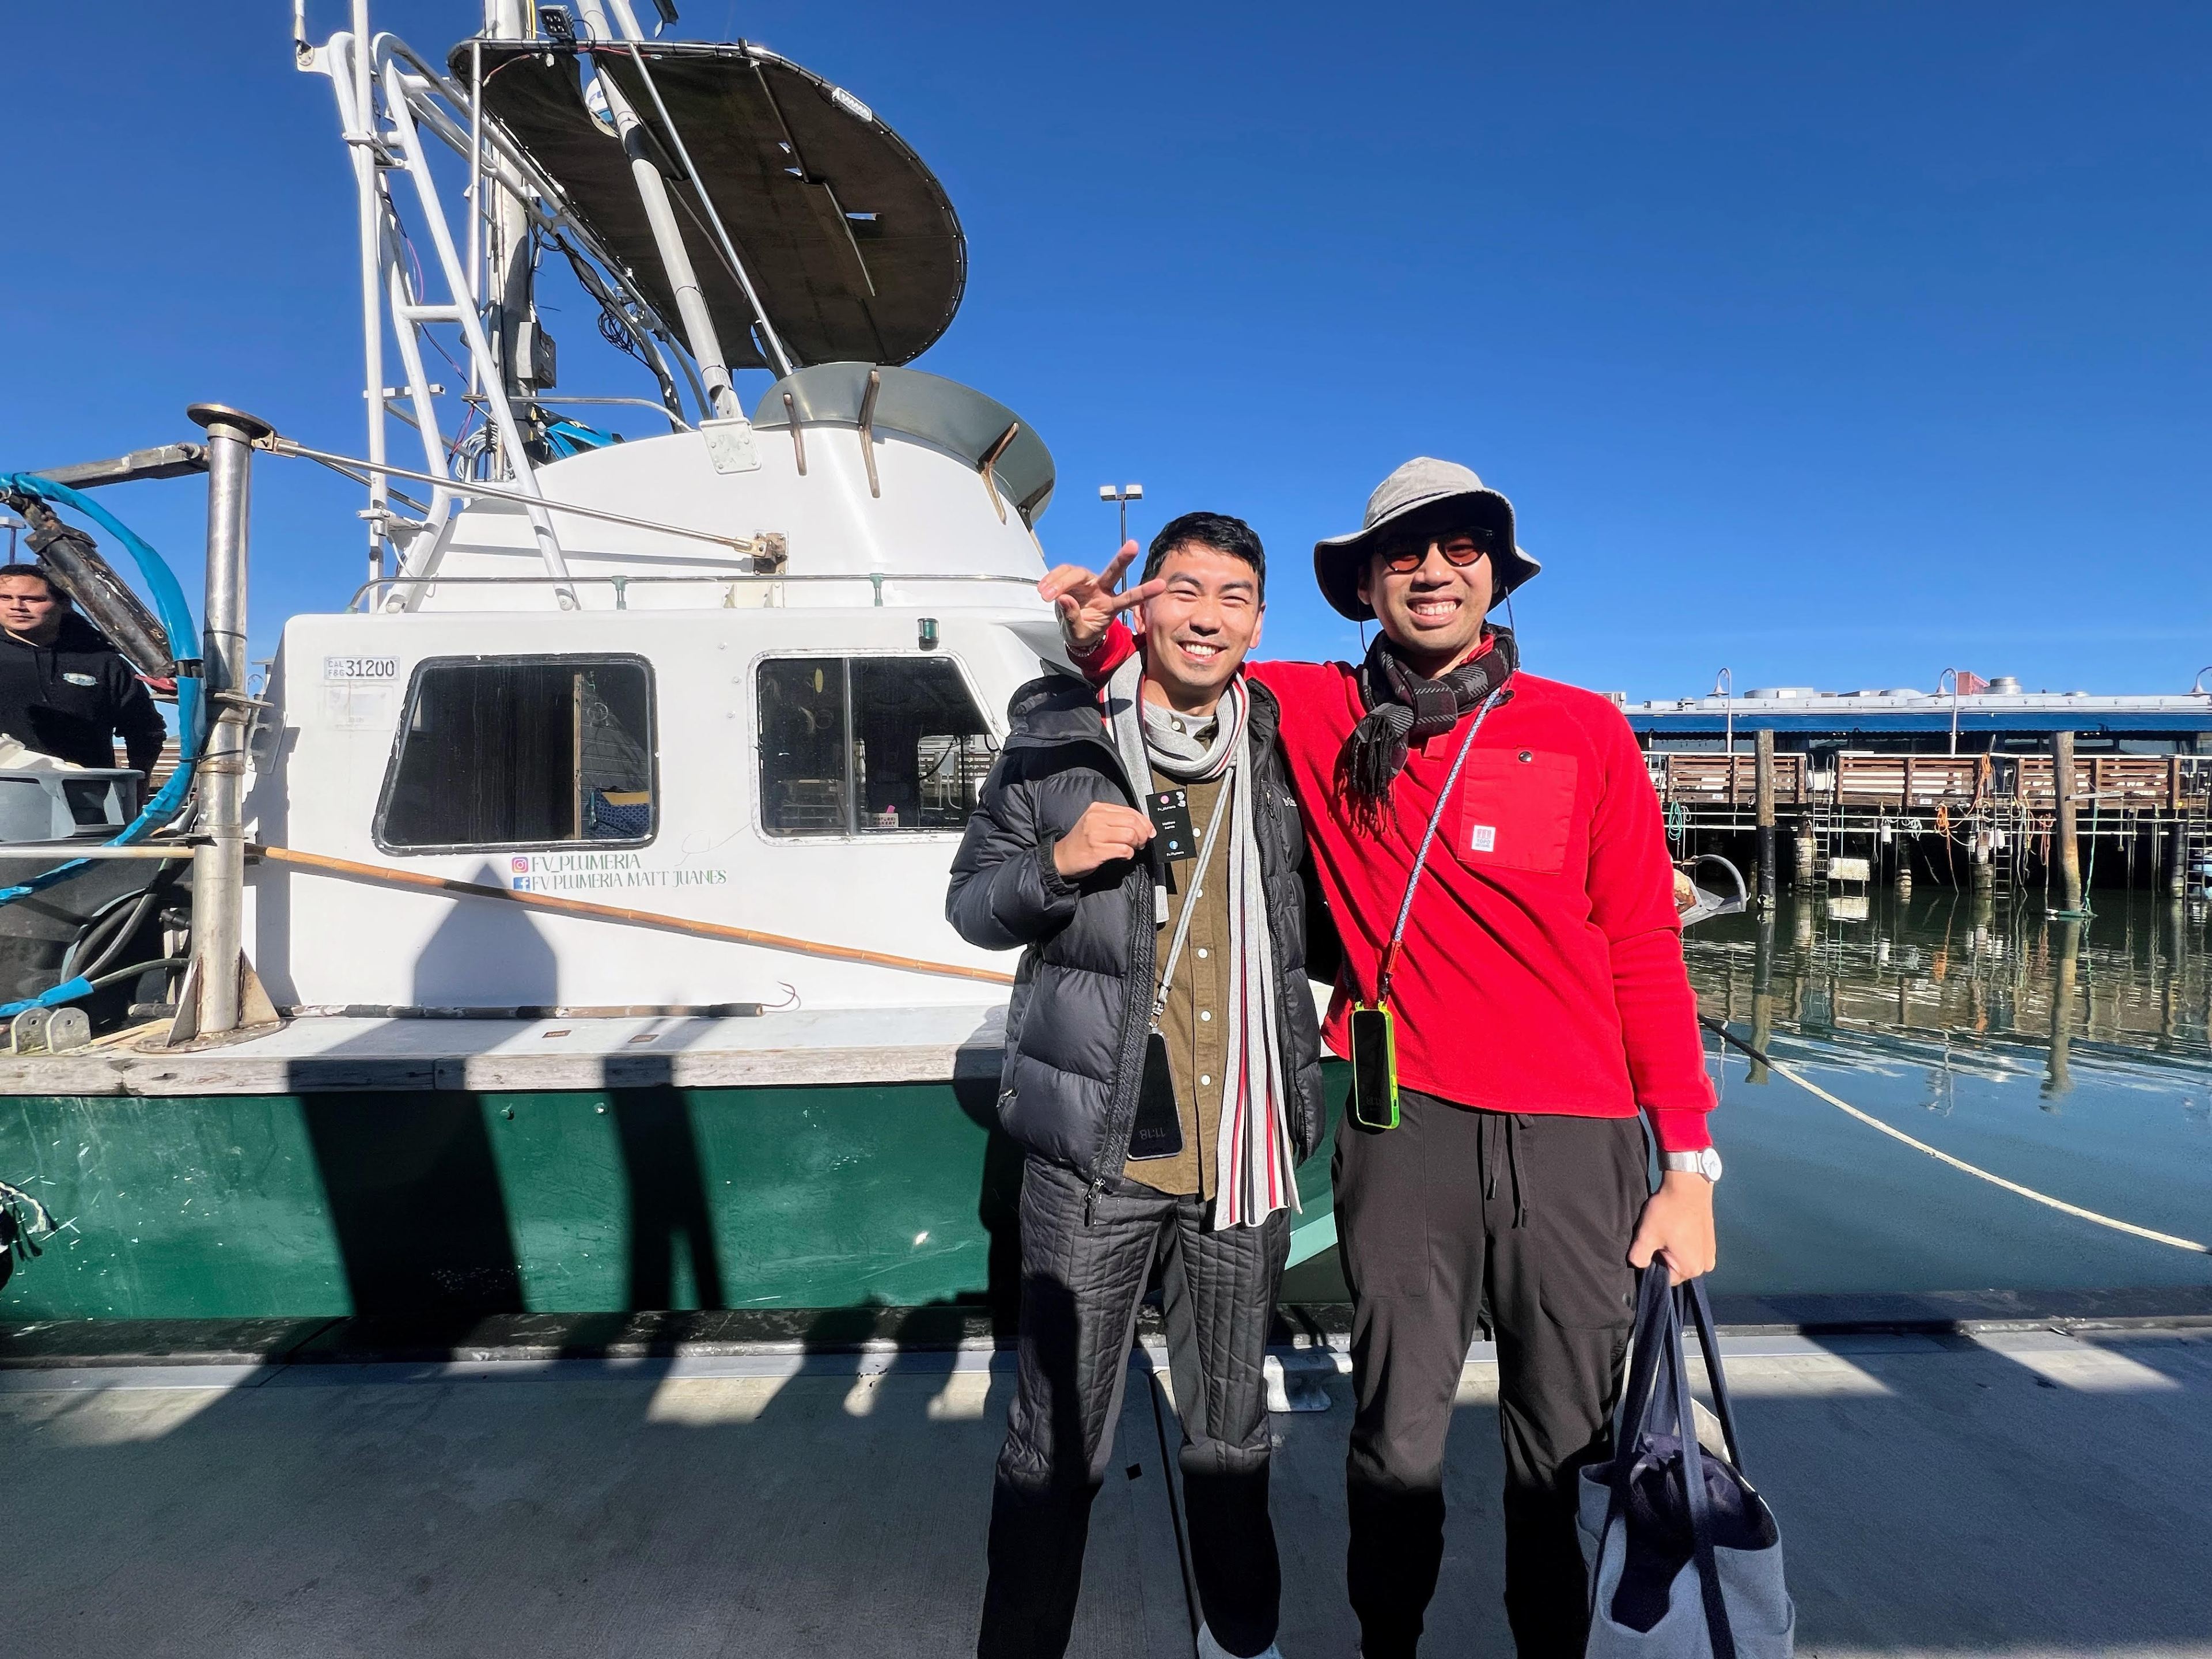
[483,0,536,457]
[571,0,749,419]
[600,0,797,382]
[306,2,588,590]
[347,0,386,582]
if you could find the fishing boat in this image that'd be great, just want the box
[0,0,1362,1327]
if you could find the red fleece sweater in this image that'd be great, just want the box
[1080,628,1714,1150]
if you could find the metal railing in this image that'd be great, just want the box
[532,395,695,433]
[268,435,765,560]
[350,570,1043,611]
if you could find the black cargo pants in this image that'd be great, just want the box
[1334,1090,1649,1659]
[978,1154,1289,1659]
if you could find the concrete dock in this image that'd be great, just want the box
[4,1327,2208,1657]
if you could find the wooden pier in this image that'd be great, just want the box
[1647,747,2212,900]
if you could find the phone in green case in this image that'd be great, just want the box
[1349,1003,1400,1131]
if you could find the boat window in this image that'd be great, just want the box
[757,656,993,836]
[377,656,656,852]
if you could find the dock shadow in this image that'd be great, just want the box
[292,878,551,1322]
[952,1052,1025,1341]
[746,1301,995,1434]
[297,1091,527,1320]
[604,1084,726,1310]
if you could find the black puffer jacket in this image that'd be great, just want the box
[947,672,1328,1185]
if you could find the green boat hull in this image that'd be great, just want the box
[1,1069,1343,1321]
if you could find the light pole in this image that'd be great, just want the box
[1098,482,1143,546]
[1711,668,1734,807]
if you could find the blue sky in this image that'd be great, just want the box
[3,3,2206,697]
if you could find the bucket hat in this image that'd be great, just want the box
[1312,457,1541,622]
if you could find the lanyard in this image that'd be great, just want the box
[1149,766,1237,1029]
[1375,691,1503,1006]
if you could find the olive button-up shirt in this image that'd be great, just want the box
[1124,766,1232,1198]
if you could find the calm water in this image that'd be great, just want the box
[1683,891,2212,1296]
[1283,892,2212,1301]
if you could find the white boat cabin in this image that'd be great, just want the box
[248,367,1071,1014]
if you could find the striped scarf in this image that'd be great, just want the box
[1339,627,1519,820]
[1106,656,1300,1229]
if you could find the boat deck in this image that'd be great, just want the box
[0,1003,1010,1094]
[5,1325,2207,1657]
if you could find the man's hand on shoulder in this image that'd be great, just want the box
[1628,1169,1717,1285]
[1037,541,1164,656]
[1052,802,1155,878]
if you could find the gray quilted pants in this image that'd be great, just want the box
[978,1154,1289,1659]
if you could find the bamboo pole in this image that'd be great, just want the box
[257,846,1017,987]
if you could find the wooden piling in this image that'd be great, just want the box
[2052,729,2085,915]
[1754,728,1776,908]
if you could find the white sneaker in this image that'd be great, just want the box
[1196,1623,1283,1659]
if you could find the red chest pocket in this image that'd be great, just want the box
[1454,748,1579,875]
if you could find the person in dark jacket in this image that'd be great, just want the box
[0,564,165,774]
[948,513,1328,1659]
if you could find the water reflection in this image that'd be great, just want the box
[1281,893,2212,1304]
[1686,892,2211,1068]
[1682,892,2212,1296]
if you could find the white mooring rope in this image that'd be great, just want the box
[1702,1019,2211,1256]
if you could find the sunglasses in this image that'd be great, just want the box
[1376,531,1493,575]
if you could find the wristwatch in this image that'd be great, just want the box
[1662,1147,1724,1183]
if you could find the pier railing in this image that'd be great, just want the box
[1832,755,1985,806]
[1647,751,2211,813]
[2006,755,2205,808]
[1644,752,1804,806]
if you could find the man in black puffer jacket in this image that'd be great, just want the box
[949,513,1328,1659]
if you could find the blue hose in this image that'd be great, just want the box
[0,475,204,1013]
[0,976,93,1020]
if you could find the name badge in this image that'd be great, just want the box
[62,672,97,687]
[1146,789,1196,860]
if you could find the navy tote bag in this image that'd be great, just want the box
[1577,1269,1795,1658]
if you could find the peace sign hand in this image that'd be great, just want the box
[1037,540,1165,654]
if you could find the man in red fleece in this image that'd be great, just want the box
[1047,457,1718,1659]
